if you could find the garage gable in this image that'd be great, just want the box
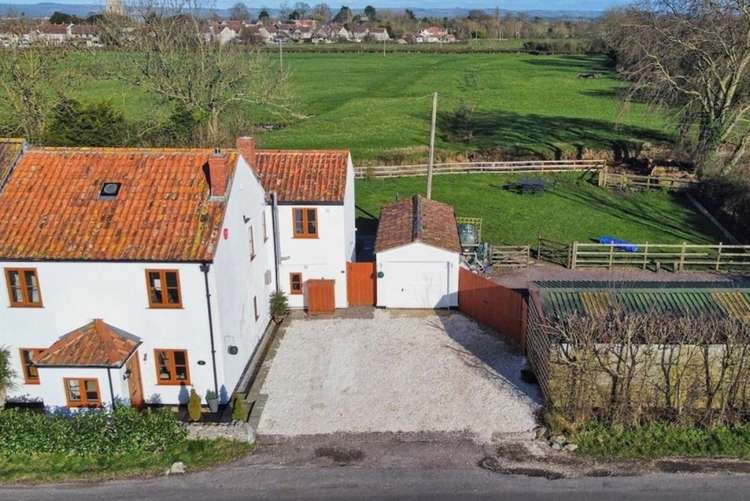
[375,195,461,254]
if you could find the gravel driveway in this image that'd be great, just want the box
[256,310,540,443]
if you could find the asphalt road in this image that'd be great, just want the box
[2,462,750,501]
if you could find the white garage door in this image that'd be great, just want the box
[385,261,450,308]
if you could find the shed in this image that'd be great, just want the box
[375,195,461,308]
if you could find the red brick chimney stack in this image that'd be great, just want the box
[208,148,228,198]
[236,136,256,166]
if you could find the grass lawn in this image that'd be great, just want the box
[3,51,671,162]
[356,173,723,245]
[0,439,252,484]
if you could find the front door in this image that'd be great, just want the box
[126,351,145,408]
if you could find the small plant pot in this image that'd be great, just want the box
[206,398,220,414]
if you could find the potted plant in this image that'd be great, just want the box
[270,290,289,324]
[205,389,220,413]
[0,347,15,408]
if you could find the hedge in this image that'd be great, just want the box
[0,406,187,456]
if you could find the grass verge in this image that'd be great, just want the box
[574,422,750,459]
[0,439,253,484]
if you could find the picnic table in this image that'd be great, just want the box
[506,177,547,195]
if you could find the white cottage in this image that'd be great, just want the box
[375,195,461,309]
[0,141,277,409]
[238,144,356,310]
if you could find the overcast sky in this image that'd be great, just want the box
[1,0,630,11]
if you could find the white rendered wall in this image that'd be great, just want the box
[343,156,356,263]
[0,260,219,406]
[212,156,276,401]
[375,242,460,309]
[32,366,128,410]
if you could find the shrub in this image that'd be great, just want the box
[187,389,202,422]
[0,406,186,456]
[0,347,14,401]
[270,291,289,323]
[231,394,247,422]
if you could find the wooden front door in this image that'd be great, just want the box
[126,351,145,408]
[307,279,336,315]
[347,262,376,306]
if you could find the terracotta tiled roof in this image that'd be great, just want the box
[249,149,350,204]
[35,319,141,368]
[0,139,23,190]
[375,195,461,253]
[0,147,237,261]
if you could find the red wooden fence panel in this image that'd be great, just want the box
[347,262,376,306]
[458,268,528,351]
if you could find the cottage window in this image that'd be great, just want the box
[262,211,269,242]
[145,270,182,308]
[19,348,45,384]
[65,378,101,408]
[249,225,256,260]
[5,268,42,307]
[292,208,318,238]
[290,273,303,295]
[154,349,190,385]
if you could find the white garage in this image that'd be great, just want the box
[375,195,461,309]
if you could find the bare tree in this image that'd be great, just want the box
[101,0,296,146]
[606,1,750,174]
[0,44,68,141]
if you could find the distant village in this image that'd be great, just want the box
[0,16,457,48]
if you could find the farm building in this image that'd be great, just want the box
[374,195,461,309]
[526,280,750,419]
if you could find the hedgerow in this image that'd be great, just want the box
[0,406,187,456]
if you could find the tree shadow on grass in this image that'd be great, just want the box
[521,54,614,73]
[546,182,719,243]
[435,110,671,156]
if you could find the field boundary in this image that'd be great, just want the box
[570,241,750,271]
[597,169,697,191]
[355,160,605,179]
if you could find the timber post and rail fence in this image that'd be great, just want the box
[354,160,605,179]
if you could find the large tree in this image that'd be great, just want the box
[101,0,294,146]
[228,2,251,21]
[0,44,68,141]
[606,0,750,174]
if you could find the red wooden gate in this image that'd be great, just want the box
[458,268,528,350]
[347,262,376,306]
[307,279,336,315]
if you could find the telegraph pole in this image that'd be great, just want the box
[427,92,438,199]
[278,39,283,71]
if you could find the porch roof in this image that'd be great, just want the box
[35,319,141,368]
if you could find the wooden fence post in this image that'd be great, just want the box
[570,241,578,270]
[679,242,687,271]
[716,242,723,271]
[642,242,649,270]
[608,243,615,270]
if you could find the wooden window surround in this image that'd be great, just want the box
[154,349,191,385]
[64,378,102,408]
[145,270,182,308]
[5,268,43,308]
[249,225,256,261]
[290,273,303,295]
[292,208,318,239]
[262,211,269,242]
[253,296,259,321]
[19,348,45,384]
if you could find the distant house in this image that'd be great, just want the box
[417,26,449,43]
[35,23,71,44]
[369,27,390,42]
[70,24,101,47]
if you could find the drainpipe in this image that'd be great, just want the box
[107,368,116,410]
[270,192,281,293]
[199,262,220,397]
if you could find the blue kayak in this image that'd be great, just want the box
[598,235,640,253]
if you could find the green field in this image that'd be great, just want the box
[48,51,671,162]
[356,173,722,245]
